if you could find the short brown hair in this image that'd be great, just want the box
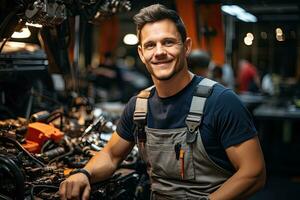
[133,4,187,43]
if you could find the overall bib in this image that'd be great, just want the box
[133,78,233,200]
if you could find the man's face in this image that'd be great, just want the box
[138,19,191,81]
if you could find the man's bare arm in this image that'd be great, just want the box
[209,136,266,200]
[85,132,135,183]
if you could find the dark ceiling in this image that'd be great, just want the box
[224,1,299,22]
[212,1,300,22]
[128,0,300,22]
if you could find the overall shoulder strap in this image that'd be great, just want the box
[133,85,154,143]
[186,78,217,144]
[133,85,154,125]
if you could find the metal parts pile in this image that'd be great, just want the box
[18,0,131,27]
[0,0,149,199]
[0,104,149,200]
[23,0,131,27]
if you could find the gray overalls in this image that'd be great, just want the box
[133,78,233,200]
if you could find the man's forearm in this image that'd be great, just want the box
[84,151,119,183]
[209,169,266,200]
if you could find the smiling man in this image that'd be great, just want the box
[59,4,266,200]
[138,19,188,80]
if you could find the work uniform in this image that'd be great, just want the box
[116,75,257,199]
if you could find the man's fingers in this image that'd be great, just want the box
[59,174,90,200]
[59,181,67,200]
[81,185,91,200]
[70,181,81,200]
[66,181,75,199]
[66,181,81,200]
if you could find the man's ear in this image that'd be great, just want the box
[184,37,192,57]
[138,45,146,64]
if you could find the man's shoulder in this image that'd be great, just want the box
[205,81,237,109]
[125,85,155,110]
[123,95,138,113]
[208,84,244,114]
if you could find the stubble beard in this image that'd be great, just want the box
[149,62,184,81]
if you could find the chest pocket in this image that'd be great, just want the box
[145,128,195,180]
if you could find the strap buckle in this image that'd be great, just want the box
[185,114,201,144]
[195,85,213,97]
[134,124,146,143]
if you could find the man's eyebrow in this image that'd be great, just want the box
[143,37,179,44]
[163,37,177,40]
[142,40,154,46]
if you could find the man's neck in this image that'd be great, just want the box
[153,70,194,98]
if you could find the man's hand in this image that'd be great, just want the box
[59,173,91,200]
[59,132,134,199]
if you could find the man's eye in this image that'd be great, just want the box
[144,43,155,50]
[164,40,175,47]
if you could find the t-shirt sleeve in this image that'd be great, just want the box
[116,96,136,142]
[213,89,257,149]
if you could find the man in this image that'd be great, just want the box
[59,4,266,200]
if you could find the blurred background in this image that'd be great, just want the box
[1,0,300,199]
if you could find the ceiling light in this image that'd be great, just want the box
[25,22,43,28]
[11,27,31,39]
[276,28,283,35]
[246,33,254,41]
[244,32,254,46]
[275,28,285,41]
[237,12,257,22]
[123,34,138,45]
[221,5,257,23]
[276,34,285,42]
[221,5,245,16]
[244,37,253,46]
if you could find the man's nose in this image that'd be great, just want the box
[154,44,167,57]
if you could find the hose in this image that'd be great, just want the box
[0,136,45,167]
[0,155,25,200]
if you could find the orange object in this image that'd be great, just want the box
[175,0,200,49]
[22,140,40,153]
[23,122,64,153]
[180,149,185,179]
[64,168,73,176]
[198,4,225,65]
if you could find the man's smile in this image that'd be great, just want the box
[152,60,172,65]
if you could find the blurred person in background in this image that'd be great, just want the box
[212,65,225,85]
[237,59,261,93]
[89,52,124,101]
[187,49,211,77]
[221,63,235,89]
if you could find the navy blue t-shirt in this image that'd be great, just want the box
[116,76,257,172]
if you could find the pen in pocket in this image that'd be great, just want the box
[180,149,185,179]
